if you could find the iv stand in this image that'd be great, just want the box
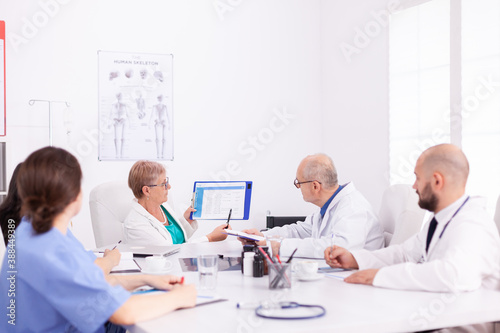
[28,99,70,146]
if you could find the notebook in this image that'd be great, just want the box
[95,243,181,258]
[94,252,141,273]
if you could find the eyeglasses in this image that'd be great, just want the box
[294,178,321,189]
[147,177,169,189]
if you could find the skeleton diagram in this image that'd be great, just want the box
[135,91,146,120]
[149,94,170,159]
[109,92,129,158]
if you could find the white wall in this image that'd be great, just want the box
[1,0,392,248]
[1,0,327,248]
[320,0,391,210]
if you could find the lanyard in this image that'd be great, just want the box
[437,196,470,239]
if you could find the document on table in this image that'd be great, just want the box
[133,287,228,307]
[318,267,355,280]
[95,252,141,273]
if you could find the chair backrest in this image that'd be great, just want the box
[379,184,426,246]
[89,181,134,248]
[494,195,500,235]
[266,216,306,229]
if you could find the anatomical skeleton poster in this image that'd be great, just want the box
[98,51,173,160]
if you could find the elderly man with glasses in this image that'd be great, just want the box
[241,153,384,258]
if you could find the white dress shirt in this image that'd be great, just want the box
[264,182,384,258]
[353,195,500,292]
[123,199,208,246]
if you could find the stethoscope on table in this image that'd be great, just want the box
[238,301,326,320]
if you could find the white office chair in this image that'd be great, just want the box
[89,181,134,248]
[494,195,500,235]
[379,184,426,246]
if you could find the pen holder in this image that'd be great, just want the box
[268,263,292,289]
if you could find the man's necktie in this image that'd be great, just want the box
[425,217,438,253]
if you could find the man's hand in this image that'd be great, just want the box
[324,245,359,269]
[238,228,266,246]
[344,269,379,285]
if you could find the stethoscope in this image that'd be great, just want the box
[419,196,470,263]
[437,196,470,239]
[254,301,326,320]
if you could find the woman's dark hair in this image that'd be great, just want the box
[0,163,23,245]
[17,147,82,234]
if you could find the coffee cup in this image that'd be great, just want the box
[295,260,318,278]
[144,256,172,272]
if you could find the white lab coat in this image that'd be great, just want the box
[353,195,500,293]
[123,199,208,246]
[264,182,384,258]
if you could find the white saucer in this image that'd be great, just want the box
[297,273,324,281]
[141,268,172,275]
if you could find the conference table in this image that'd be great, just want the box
[128,240,500,333]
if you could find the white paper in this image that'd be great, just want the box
[95,251,140,273]
[222,230,265,242]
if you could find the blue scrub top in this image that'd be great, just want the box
[162,206,186,244]
[0,219,130,333]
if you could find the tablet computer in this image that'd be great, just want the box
[191,181,252,220]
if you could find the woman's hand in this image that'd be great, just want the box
[145,275,185,291]
[103,248,121,267]
[183,207,196,224]
[169,284,197,309]
[206,224,231,242]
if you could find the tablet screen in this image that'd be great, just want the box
[192,181,252,220]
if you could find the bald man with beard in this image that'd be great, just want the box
[325,144,500,289]
[324,144,500,331]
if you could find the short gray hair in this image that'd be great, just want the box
[302,154,338,190]
[128,160,166,199]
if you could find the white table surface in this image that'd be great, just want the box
[128,240,500,333]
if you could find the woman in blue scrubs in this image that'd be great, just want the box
[0,147,196,333]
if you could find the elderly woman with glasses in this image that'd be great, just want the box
[124,160,230,245]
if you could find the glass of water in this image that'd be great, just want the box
[197,255,218,290]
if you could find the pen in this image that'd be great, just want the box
[112,240,122,250]
[330,232,339,254]
[236,301,261,309]
[224,208,232,229]
[285,248,298,264]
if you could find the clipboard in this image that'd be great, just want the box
[222,230,265,242]
[191,181,252,220]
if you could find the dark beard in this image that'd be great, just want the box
[417,183,439,212]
